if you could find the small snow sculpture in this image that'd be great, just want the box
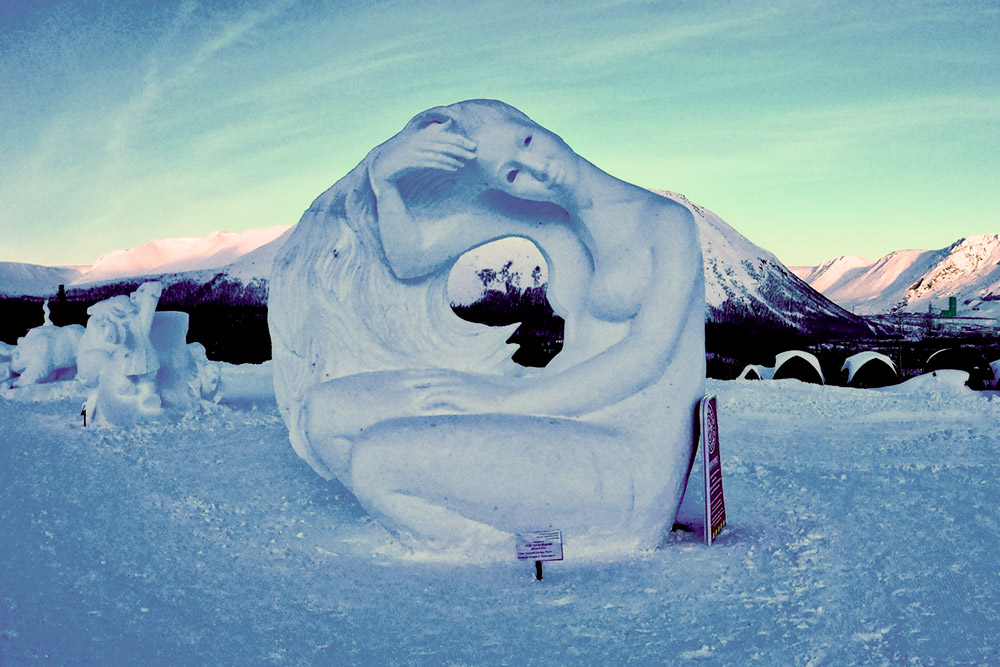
[187,342,223,403]
[79,282,164,425]
[76,282,220,425]
[77,282,162,388]
[0,344,10,384]
[269,100,705,557]
[9,301,84,386]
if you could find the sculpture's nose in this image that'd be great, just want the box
[519,154,550,181]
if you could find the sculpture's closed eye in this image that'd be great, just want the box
[524,135,532,146]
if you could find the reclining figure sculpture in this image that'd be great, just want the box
[269,100,705,558]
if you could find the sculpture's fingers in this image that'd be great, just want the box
[436,134,477,154]
[426,119,476,150]
[421,154,464,172]
[402,369,457,390]
[436,142,477,161]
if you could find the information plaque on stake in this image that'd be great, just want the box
[700,394,727,545]
[515,529,564,562]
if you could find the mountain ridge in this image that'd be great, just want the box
[1,192,873,341]
[796,234,1000,317]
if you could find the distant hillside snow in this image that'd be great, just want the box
[72,226,289,286]
[796,234,1000,317]
[789,255,873,294]
[0,262,84,297]
[656,191,872,337]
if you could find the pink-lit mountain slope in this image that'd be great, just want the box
[0,227,289,297]
[789,256,874,295]
[795,234,1000,317]
[73,226,289,286]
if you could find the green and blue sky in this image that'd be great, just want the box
[1,0,997,267]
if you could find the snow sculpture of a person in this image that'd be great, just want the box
[0,341,13,384]
[9,300,85,386]
[269,100,705,557]
[79,282,164,425]
[187,342,222,403]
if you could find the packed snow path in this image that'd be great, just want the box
[2,376,999,664]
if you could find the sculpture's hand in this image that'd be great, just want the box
[407,370,515,415]
[371,118,477,183]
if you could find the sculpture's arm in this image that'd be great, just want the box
[367,120,498,280]
[415,202,702,417]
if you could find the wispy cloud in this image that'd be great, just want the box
[675,96,1000,177]
[558,4,793,67]
[107,0,299,156]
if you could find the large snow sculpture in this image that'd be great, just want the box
[9,301,85,386]
[269,100,705,557]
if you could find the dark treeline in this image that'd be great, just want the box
[451,284,564,368]
[4,274,997,378]
[704,295,879,381]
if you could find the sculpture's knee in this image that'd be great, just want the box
[303,390,355,480]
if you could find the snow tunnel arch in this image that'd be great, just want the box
[772,350,825,385]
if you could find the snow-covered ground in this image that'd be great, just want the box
[3,369,999,665]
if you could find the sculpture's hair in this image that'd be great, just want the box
[416,99,533,137]
[268,101,528,476]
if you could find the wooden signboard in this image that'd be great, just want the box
[700,394,727,545]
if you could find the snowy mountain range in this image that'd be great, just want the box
[791,234,1000,318]
[0,227,290,297]
[656,191,871,337]
[1,192,868,336]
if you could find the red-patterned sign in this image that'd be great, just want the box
[700,394,727,545]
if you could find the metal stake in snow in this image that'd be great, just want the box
[81,405,87,427]
[700,394,727,545]
[516,529,563,581]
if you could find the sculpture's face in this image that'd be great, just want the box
[474,121,579,204]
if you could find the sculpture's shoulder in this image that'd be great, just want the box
[639,192,696,233]
[637,194,700,265]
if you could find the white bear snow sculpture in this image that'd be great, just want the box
[9,301,85,386]
[269,100,705,558]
